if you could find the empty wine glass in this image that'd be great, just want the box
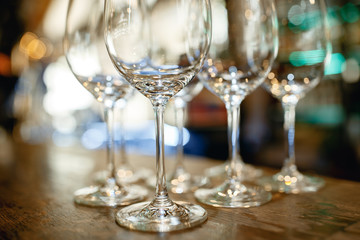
[104,0,211,232]
[259,0,331,194]
[195,0,278,207]
[64,0,148,206]
[201,0,270,181]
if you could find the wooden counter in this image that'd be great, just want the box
[0,138,360,240]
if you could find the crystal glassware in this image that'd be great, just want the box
[195,0,278,207]
[64,0,148,207]
[104,0,212,232]
[201,0,273,181]
[259,0,331,194]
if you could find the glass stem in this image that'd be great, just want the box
[117,102,127,166]
[174,98,187,170]
[282,103,297,173]
[104,104,119,185]
[153,105,170,202]
[226,103,242,181]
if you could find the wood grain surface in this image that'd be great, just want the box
[0,137,360,240]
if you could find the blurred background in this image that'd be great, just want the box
[0,0,359,181]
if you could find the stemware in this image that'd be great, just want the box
[202,1,271,181]
[64,0,148,206]
[259,0,331,194]
[195,0,278,207]
[104,0,212,232]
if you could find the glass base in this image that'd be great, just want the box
[168,174,211,194]
[93,170,111,184]
[258,171,325,194]
[146,174,211,194]
[94,168,153,185]
[205,160,262,181]
[194,180,271,208]
[115,200,207,232]
[74,184,148,207]
[117,167,153,184]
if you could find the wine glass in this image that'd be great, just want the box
[104,0,211,232]
[64,0,148,207]
[201,1,271,181]
[259,0,331,194]
[195,0,278,207]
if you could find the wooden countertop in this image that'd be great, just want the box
[0,138,360,240]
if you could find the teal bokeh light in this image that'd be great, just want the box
[324,53,346,75]
[288,8,321,32]
[340,3,360,23]
[289,50,326,67]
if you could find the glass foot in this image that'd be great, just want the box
[258,171,325,194]
[115,200,207,232]
[205,161,262,181]
[116,166,146,184]
[94,168,153,185]
[93,170,111,184]
[74,184,148,207]
[146,174,211,194]
[195,180,271,208]
[168,174,211,194]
